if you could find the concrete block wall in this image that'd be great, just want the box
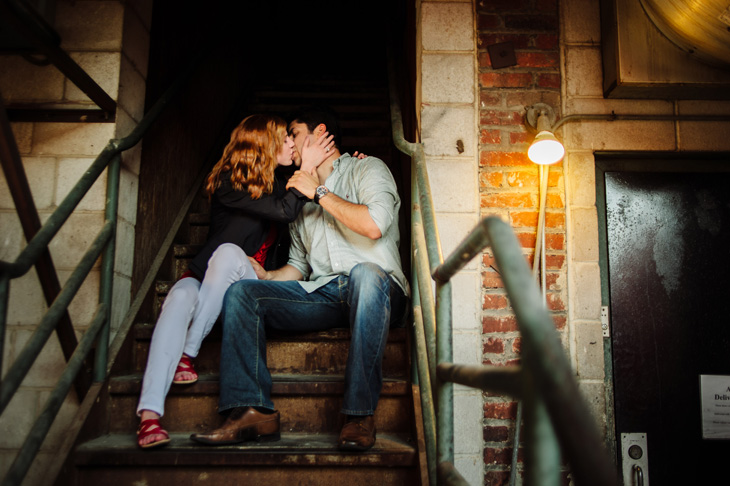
[0,1,150,483]
[418,1,484,484]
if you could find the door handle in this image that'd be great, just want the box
[632,464,644,486]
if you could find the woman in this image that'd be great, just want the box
[136,114,333,448]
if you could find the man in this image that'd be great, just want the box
[191,106,409,451]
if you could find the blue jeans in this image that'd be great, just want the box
[218,262,408,416]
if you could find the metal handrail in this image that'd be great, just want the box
[387,55,618,485]
[387,52,451,486]
[0,44,204,486]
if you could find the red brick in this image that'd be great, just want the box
[480,91,503,108]
[525,253,535,269]
[545,233,564,250]
[504,14,558,31]
[547,292,565,311]
[509,131,531,145]
[483,336,506,354]
[483,271,505,288]
[547,193,565,208]
[479,33,530,49]
[511,211,539,227]
[480,128,502,144]
[483,293,509,310]
[553,315,567,330]
[506,170,539,188]
[477,13,501,30]
[515,231,536,249]
[480,151,532,167]
[548,170,562,187]
[505,91,560,109]
[485,470,512,486]
[481,192,533,209]
[546,254,565,270]
[516,51,559,68]
[480,109,523,126]
[545,212,565,228]
[478,52,492,69]
[480,72,534,89]
[546,271,561,289]
[537,73,561,89]
[480,171,504,189]
[512,337,522,353]
[535,34,559,50]
[484,425,510,442]
[485,447,513,465]
[482,315,519,333]
[484,401,518,419]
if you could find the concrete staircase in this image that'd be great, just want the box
[55,77,424,485]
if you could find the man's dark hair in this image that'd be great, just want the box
[288,105,342,148]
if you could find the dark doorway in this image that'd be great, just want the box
[597,153,730,484]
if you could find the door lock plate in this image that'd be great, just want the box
[621,432,649,485]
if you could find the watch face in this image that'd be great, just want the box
[317,186,328,197]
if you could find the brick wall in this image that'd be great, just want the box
[476,1,567,483]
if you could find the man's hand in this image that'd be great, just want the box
[286,170,320,199]
[248,259,304,282]
[300,132,335,174]
[248,257,268,280]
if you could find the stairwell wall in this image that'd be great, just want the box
[0,1,150,483]
[417,1,484,484]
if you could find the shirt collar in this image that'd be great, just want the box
[332,152,351,171]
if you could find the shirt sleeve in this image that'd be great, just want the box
[287,218,311,279]
[354,158,400,235]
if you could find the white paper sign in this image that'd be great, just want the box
[700,375,730,440]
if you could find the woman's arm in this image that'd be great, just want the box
[215,179,307,223]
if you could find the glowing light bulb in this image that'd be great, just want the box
[527,131,565,165]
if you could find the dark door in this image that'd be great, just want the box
[599,155,730,484]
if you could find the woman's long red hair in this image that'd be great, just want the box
[205,114,287,199]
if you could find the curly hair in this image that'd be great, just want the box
[205,114,287,199]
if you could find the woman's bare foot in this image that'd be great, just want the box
[138,410,169,448]
[172,354,198,384]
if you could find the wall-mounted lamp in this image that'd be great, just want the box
[525,103,565,165]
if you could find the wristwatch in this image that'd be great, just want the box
[314,185,330,204]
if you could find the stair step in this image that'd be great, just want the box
[111,373,409,395]
[109,374,413,435]
[133,324,409,376]
[187,212,210,225]
[72,432,420,484]
[75,432,417,466]
[173,244,202,258]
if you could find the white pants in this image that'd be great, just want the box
[137,243,257,417]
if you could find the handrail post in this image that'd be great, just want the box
[523,386,561,486]
[94,151,121,382]
[0,275,8,376]
[435,280,454,466]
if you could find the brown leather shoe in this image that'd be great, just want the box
[190,407,280,445]
[338,415,376,451]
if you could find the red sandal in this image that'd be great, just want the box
[137,418,171,449]
[172,354,198,385]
